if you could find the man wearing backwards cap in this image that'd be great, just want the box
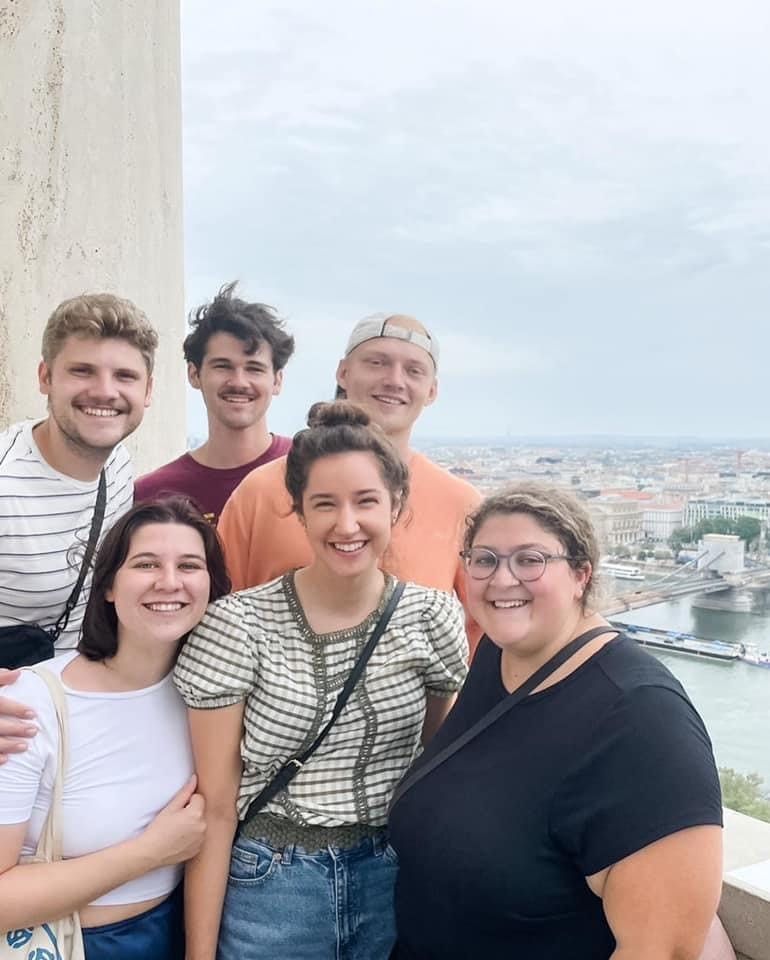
[217,312,482,654]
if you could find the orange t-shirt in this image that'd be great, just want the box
[218,452,482,656]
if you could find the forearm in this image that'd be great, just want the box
[184,810,238,960]
[612,948,700,960]
[184,702,245,959]
[0,836,157,929]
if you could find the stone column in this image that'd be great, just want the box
[0,0,186,472]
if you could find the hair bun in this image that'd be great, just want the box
[306,400,371,430]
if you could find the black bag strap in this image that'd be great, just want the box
[389,625,618,811]
[243,580,407,823]
[50,470,107,641]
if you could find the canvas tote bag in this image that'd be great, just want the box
[1,665,85,960]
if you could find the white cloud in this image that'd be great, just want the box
[180,0,770,436]
[439,333,551,377]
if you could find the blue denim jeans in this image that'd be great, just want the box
[81,885,184,960]
[217,833,398,960]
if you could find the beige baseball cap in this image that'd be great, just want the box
[343,313,439,368]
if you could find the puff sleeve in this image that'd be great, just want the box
[420,588,469,696]
[174,594,259,709]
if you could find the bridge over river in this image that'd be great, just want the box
[601,564,770,616]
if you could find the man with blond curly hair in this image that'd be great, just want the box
[0,293,157,666]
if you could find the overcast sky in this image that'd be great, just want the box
[181,0,770,441]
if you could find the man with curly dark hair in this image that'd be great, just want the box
[135,282,295,524]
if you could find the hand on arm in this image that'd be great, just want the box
[0,776,205,930]
[0,670,38,760]
[588,825,723,960]
[184,703,244,960]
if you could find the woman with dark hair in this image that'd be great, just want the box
[388,482,724,960]
[0,497,231,959]
[174,401,469,960]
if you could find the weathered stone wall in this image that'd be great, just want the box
[0,0,186,471]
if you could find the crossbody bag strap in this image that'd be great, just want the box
[25,665,71,862]
[389,625,618,811]
[50,469,107,641]
[242,580,407,823]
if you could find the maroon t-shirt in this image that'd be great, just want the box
[134,434,292,525]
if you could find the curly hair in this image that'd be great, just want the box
[183,281,295,372]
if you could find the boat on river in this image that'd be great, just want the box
[610,621,741,663]
[740,645,770,669]
[600,562,645,582]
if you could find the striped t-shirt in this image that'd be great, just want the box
[0,420,134,650]
[174,574,469,827]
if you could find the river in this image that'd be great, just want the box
[610,580,770,785]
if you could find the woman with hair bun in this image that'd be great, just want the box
[175,401,469,960]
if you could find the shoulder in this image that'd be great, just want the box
[392,584,469,687]
[409,454,481,507]
[569,638,713,760]
[397,582,464,622]
[395,584,468,659]
[134,454,191,496]
[232,455,288,498]
[269,435,293,458]
[202,578,286,623]
[594,635,689,700]
[550,638,721,873]
[232,576,289,612]
[0,421,36,474]
[5,668,60,725]
[556,637,702,735]
[104,442,133,480]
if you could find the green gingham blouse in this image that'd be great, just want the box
[174,573,468,827]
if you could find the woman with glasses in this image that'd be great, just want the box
[388,482,724,960]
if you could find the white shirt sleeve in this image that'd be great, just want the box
[0,671,58,824]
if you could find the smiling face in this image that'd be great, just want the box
[300,451,397,580]
[38,335,152,455]
[188,331,282,432]
[465,511,590,661]
[335,338,437,444]
[105,522,211,651]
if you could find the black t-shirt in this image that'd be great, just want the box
[389,635,722,960]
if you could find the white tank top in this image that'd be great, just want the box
[0,652,193,906]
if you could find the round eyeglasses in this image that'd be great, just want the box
[460,547,577,582]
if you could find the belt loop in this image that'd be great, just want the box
[281,843,294,865]
[372,833,385,856]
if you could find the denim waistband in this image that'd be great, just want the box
[81,884,182,935]
[239,811,385,854]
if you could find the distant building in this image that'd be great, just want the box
[697,534,745,574]
[686,497,770,530]
[588,498,644,550]
[642,502,684,542]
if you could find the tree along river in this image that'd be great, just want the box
[611,581,770,786]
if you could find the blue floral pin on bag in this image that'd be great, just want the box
[1,667,85,960]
